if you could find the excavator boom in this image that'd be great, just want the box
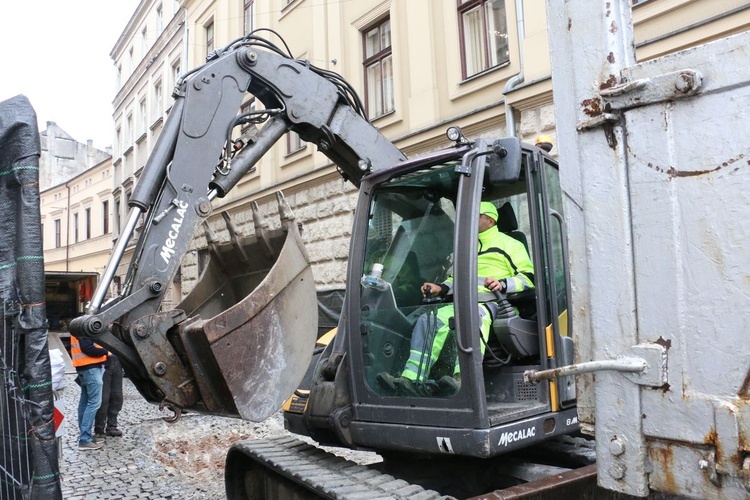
[69,35,405,421]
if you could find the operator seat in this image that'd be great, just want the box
[496,201,529,253]
[489,201,539,361]
[494,202,536,319]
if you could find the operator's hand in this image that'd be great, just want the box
[421,282,441,298]
[484,277,505,293]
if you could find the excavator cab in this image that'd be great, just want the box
[290,136,577,462]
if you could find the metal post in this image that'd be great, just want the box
[89,207,142,313]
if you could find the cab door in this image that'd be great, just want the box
[348,152,492,434]
[528,152,574,410]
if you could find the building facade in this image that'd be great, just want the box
[109,0,750,302]
[40,152,114,277]
[39,121,111,191]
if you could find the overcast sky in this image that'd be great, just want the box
[0,1,141,150]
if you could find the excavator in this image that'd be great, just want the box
[70,33,582,498]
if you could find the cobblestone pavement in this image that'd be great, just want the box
[57,373,297,499]
[57,372,380,499]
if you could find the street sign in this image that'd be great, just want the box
[53,397,65,437]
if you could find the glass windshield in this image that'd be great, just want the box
[360,164,459,398]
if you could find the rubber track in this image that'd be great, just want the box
[239,435,451,499]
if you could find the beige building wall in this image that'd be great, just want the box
[41,156,114,279]
[109,0,750,301]
[634,0,750,60]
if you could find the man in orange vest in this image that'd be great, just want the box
[70,335,108,451]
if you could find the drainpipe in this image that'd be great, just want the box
[183,8,189,71]
[503,0,526,137]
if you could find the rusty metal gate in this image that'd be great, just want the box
[1,308,32,498]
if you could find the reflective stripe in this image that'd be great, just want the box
[70,335,107,367]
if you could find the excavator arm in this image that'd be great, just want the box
[69,35,406,421]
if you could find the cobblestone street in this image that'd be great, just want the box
[56,371,380,499]
[57,373,294,499]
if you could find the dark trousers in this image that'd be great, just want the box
[94,356,124,433]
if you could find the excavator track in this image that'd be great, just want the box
[226,435,448,499]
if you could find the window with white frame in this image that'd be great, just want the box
[115,199,121,235]
[458,0,510,79]
[125,113,133,146]
[287,131,306,154]
[102,200,110,235]
[206,21,214,58]
[156,4,163,36]
[171,60,181,93]
[142,26,148,55]
[139,97,147,135]
[73,212,79,243]
[85,207,91,240]
[363,18,393,119]
[244,0,254,35]
[54,219,61,248]
[153,80,163,121]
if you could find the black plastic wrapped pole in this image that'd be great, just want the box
[0,95,62,499]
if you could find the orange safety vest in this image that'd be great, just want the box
[70,335,107,368]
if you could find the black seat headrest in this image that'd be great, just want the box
[495,202,519,232]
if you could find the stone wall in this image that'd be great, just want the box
[178,174,358,299]
[519,103,558,155]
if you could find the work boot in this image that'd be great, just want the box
[437,375,461,395]
[78,441,104,451]
[394,377,420,397]
[106,427,123,437]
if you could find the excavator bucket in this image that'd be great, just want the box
[176,192,317,422]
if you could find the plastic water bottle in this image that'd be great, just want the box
[361,263,388,291]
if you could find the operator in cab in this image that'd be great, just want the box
[378,201,534,396]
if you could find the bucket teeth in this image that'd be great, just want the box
[203,220,219,245]
[220,212,250,262]
[221,212,243,241]
[251,201,269,236]
[203,191,297,265]
[276,191,295,226]
[202,221,224,264]
[251,201,274,258]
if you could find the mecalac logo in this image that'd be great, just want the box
[498,426,536,447]
[160,200,189,264]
